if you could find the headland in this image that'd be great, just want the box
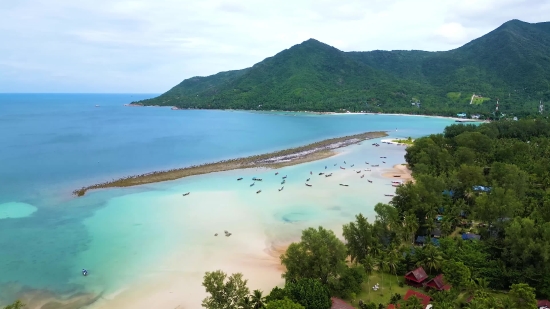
[73,131,387,196]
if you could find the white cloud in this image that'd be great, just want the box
[0,0,549,92]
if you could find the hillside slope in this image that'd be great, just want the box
[137,20,550,117]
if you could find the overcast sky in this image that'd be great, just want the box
[1,0,549,93]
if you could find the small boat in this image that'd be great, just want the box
[334,164,337,166]
[281,180,285,184]
[392,184,400,187]
[256,190,262,194]
[384,194,394,197]
[306,178,310,181]
[380,156,387,158]
[305,183,312,187]
[392,181,401,184]
[356,171,361,174]
[252,177,262,181]
[325,174,332,177]
[282,176,287,179]
[351,164,354,167]
[371,165,379,167]
[215,233,218,236]
[82,269,88,276]
[365,162,369,164]
[250,183,255,187]
[310,171,312,175]
[319,172,324,175]
[226,233,232,236]
[344,161,347,164]
[382,161,386,164]
[275,172,279,175]
[339,184,349,187]
[368,180,373,183]
[393,175,401,178]
[340,167,345,170]
[182,192,190,196]
[237,178,243,181]
[325,166,327,169]
[279,186,284,191]
[365,169,371,171]
[361,175,365,178]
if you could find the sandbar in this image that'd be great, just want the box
[74,131,387,196]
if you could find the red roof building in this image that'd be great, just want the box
[538,299,550,308]
[404,289,431,308]
[404,267,428,287]
[331,297,355,309]
[387,304,397,309]
[425,274,451,291]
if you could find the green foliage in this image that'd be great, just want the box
[265,298,304,309]
[201,270,250,309]
[3,300,24,309]
[442,260,471,288]
[265,287,288,303]
[280,226,347,284]
[509,283,537,309]
[329,265,365,298]
[401,295,424,309]
[137,20,550,117]
[285,278,331,309]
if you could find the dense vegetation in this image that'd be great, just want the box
[201,117,550,309]
[138,20,550,118]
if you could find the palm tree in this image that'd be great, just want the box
[240,295,253,309]
[377,253,389,290]
[441,219,452,237]
[250,289,266,309]
[403,213,419,244]
[362,255,377,300]
[386,249,400,290]
[416,244,443,274]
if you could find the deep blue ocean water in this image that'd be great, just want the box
[0,94,456,306]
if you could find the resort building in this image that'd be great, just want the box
[425,274,451,291]
[404,267,428,287]
[404,290,431,308]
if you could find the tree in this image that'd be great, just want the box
[343,214,376,263]
[281,226,347,284]
[509,283,537,309]
[416,244,443,274]
[401,295,423,309]
[442,260,471,289]
[202,270,250,309]
[285,278,331,309]
[3,301,24,309]
[251,289,266,309]
[265,298,305,309]
[265,287,287,303]
[403,212,419,244]
[329,265,365,298]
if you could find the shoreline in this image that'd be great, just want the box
[124,103,488,122]
[73,131,387,196]
[382,164,413,182]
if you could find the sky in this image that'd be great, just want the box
[1,0,549,93]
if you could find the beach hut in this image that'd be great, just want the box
[404,289,431,308]
[404,267,428,287]
[462,233,481,241]
[425,274,451,291]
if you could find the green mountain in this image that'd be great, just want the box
[137,19,550,117]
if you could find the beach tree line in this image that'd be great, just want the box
[201,117,550,309]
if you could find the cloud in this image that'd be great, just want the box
[434,22,469,44]
[1,0,549,92]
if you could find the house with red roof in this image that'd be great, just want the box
[538,299,550,308]
[404,267,428,287]
[425,274,451,291]
[331,297,355,309]
[404,289,431,308]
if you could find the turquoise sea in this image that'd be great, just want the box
[0,94,455,308]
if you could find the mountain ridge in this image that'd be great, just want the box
[137,19,550,117]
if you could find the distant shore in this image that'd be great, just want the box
[124,103,488,122]
[73,131,387,196]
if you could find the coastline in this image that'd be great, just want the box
[382,164,413,182]
[124,104,488,122]
[73,131,387,196]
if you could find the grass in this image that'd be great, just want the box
[392,138,414,145]
[350,272,411,308]
[471,97,490,105]
[446,92,461,101]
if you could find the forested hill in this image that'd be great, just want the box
[136,19,550,117]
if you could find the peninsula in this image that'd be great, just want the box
[73,131,387,196]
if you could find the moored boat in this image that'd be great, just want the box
[305,183,312,187]
[182,192,190,196]
[237,178,243,181]
[256,190,262,194]
[367,180,373,183]
[306,178,310,181]
[339,184,349,187]
[319,172,324,175]
[250,183,255,187]
[361,175,365,178]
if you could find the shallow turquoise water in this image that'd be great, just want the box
[0,94,455,306]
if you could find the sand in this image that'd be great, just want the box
[381,164,413,182]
